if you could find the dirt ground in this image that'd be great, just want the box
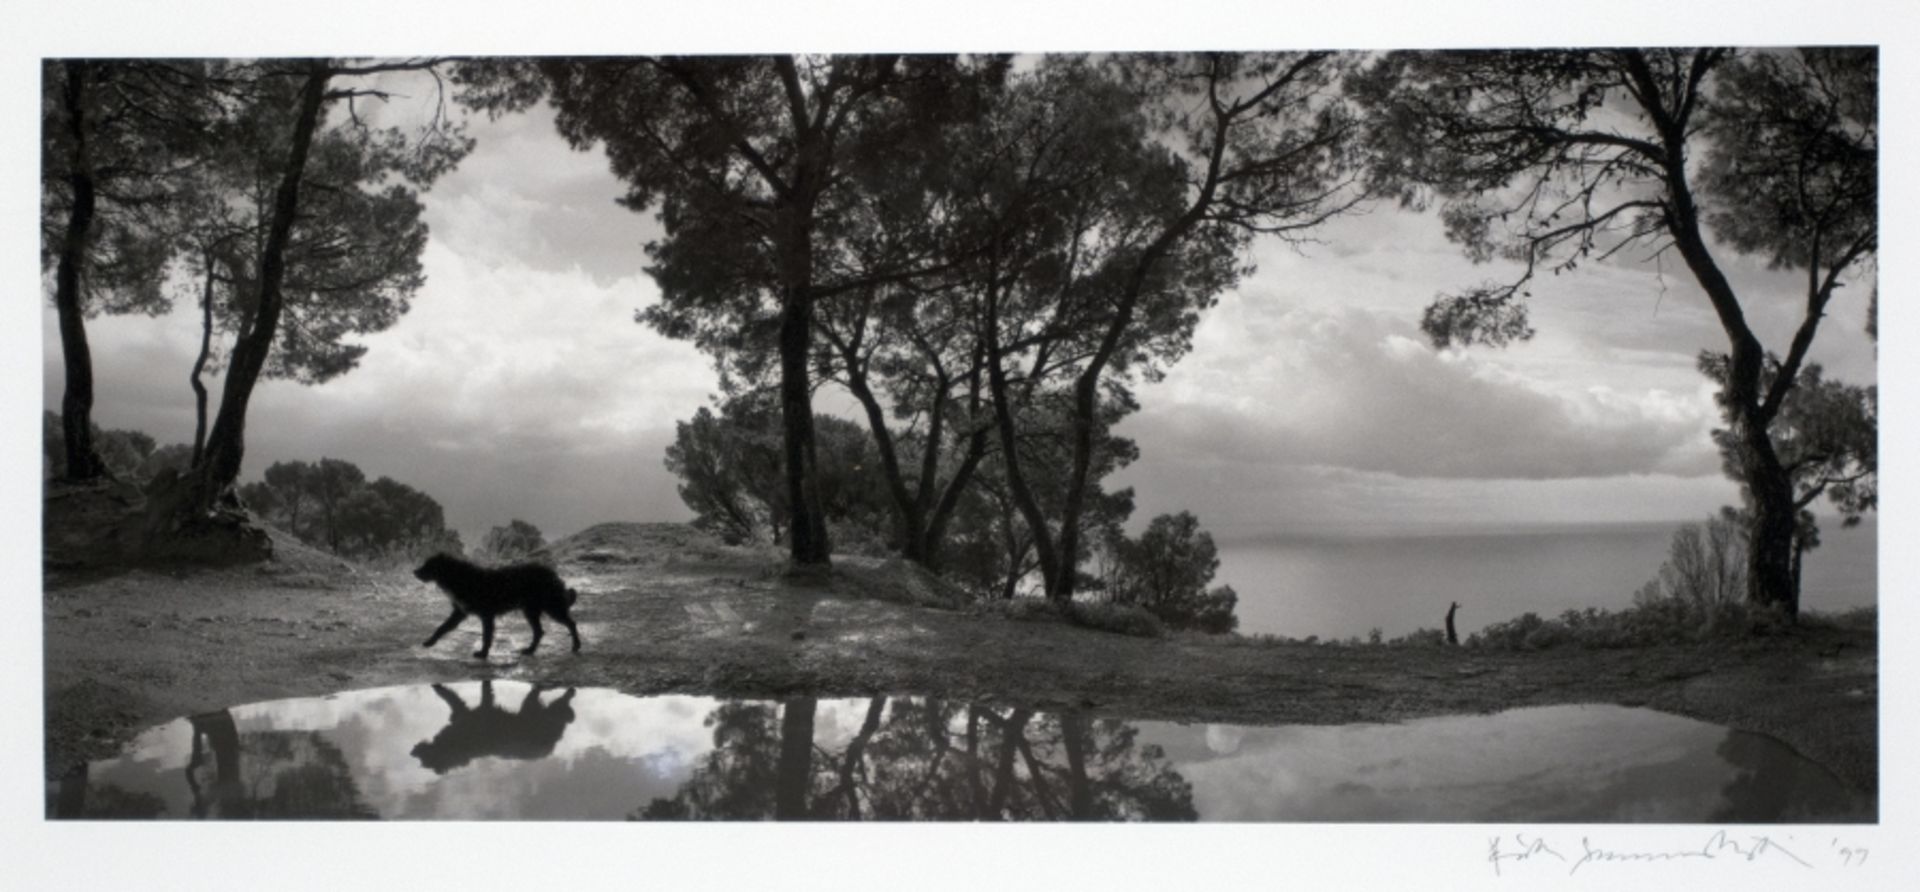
[41,522,1879,803]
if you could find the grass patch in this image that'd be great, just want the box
[979,597,1166,638]
[1466,599,1803,651]
[831,557,972,609]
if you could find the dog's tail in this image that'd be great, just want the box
[567,587,579,608]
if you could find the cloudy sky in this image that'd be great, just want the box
[33,58,1881,545]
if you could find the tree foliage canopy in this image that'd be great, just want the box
[664,392,892,549]
[1101,512,1239,634]
[1352,47,1877,614]
[240,457,457,560]
[479,519,547,563]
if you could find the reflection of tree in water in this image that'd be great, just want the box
[184,710,377,819]
[1709,730,1866,822]
[49,764,169,819]
[634,697,1195,821]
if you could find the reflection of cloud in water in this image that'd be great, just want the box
[56,694,1864,822]
[1144,705,1739,822]
[255,684,723,819]
[61,683,730,820]
[1204,725,1244,756]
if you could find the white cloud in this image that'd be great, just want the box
[1124,304,1721,482]
[46,236,715,543]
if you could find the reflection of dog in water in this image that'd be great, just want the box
[411,681,580,774]
[415,553,582,659]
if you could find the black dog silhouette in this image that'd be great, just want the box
[410,682,580,774]
[415,553,582,658]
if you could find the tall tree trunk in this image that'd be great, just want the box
[1743,442,1800,617]
[53,60,106,483]
[187,63,330,517]
[919,344,996,568]
[1627,50,1805,616]
[982,272,1063,598]
[1036,90,1228,604]
[841,346,925,557]
[1663,177,1802,614]
[778,203,831,568]
[774,696,817,819]
[841,343,990,569]
[189,251,216,465]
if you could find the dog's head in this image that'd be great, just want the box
[414,553,457,583]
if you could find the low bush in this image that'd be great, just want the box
[1066,601,1167,638]
[1388,627,1448,648]
[1465,598,1798,651]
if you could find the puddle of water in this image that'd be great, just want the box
[47,684,1871,822]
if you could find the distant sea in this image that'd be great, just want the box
[1212,517,1878,640]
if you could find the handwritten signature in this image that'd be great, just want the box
[1486,830,1856,876]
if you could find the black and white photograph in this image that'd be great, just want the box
[7,1,1911,889]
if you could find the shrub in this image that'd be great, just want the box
[1066,601,1166,638]
[1100,512,1240,633]
[1637,512,1746,608]
[1388,627,1447,647]
[1465,598,1801,651]
[477,519,546,564]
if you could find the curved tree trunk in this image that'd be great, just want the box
[1650,98,1805,617]
[983,284,1062,599]
[185,63,331,518]
[189,250,216,465]
[841,341,990,570]
[53,60,106,483]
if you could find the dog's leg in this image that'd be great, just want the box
[474,614,495,659]
[552,604,582,652]
[520,608,544,655]
[423,608,467,648]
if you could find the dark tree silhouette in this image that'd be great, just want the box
[1354,48,1876,617]
[1101,511,1240,633]
[42,60,227,482]
[973,54,1363,603]
[239,459,456,560]
[457,55,1010,572]
[1699,354,1876,591]
[151,57,467,551]
[664,392,893,548]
